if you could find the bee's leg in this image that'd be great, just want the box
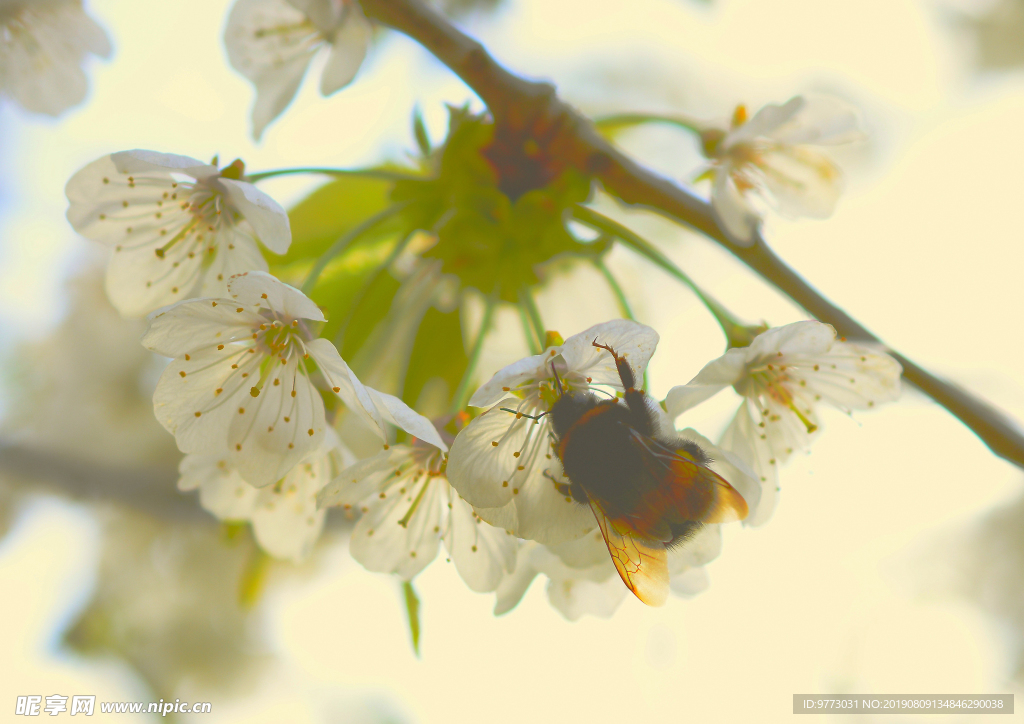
[543,470,588,504]
[666,521,704,549]
[592,339,636,390]
[592,338,654,434]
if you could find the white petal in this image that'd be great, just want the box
[306,337,387,433]
[142,298,262,357]
[217,178,292,254]
[724,96,805,148]
[105,236,206,318]
[152,346,263,455]
[493,544,541,616]
[317,447,407,509]
[544,574,627,621]
[670,567,709,597]
[444,493,517,593]
[765,95,865,146]
[182,443,346,561]
[446,400,525,509]
[711,168,759,244]
[664,348,746,419]
[251,52,315,140]
[560,319,659,388]
[199,226,269,299]
[473,479,595,546]
[227,355,326,487]
[469,352,551,408]
[748,320,836,359]
[718,401,780,526]
[349,476,443,580]
[319,9,371,95]
[110,150,217,179]
[759,146,843,220]
[448,404,594,543]
[179,453,259,519]
[543,527,616,571]
[66,154,191,240]
[227,270,324,320]
[250,455,331,561]
[800,341,903,411]
[364,387,448,452]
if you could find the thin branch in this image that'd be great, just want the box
[360,0,1024,470]
[0,439,354,528]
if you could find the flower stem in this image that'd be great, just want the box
[448,294,497,415]
[302,202,411,294]
[401,580,422,657]
[594,255,635,321]
[518,286,546,353]
[572,205,749,347]
[245,167,425,183]
[517,304,540,355]
[593,112,707,137]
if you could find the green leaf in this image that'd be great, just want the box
[402,305,469,413]
[412,108,432,156]
[402,580,422,657]
[271,175,400,268]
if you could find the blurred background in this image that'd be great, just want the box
[2,0,1024,721]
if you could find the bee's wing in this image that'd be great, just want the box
[590,502,669,607]
[630,431,749,525]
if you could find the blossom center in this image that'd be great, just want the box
[744,363,818,434]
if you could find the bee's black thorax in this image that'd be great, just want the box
[552,390,660,520]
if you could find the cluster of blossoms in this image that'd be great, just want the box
[62,140,902,617]
[63,147,519,594]
[43,0,904,619]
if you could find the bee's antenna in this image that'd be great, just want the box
[550,361,564,396]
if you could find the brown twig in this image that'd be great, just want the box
[360,0,1024,469]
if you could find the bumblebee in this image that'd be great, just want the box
[549,340,748,605]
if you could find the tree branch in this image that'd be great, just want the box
[361,0,1024,469]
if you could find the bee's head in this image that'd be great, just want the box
[550,389,593,437]
[548,361,601,437]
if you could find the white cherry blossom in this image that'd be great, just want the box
[0,0,110,116]
[666,320,902,525]
[66,150,292,318]
[225,0,372,140]
[446,320,660,545]
[317,435,517,592]
[703,95,865,243]
[179,433,354,561]
[143,271,445,488]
